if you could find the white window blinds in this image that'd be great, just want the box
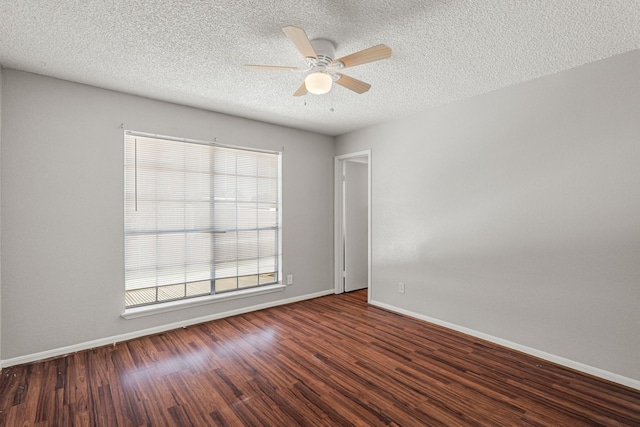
[124,132,281,308]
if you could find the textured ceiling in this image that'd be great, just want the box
[1,1,639,136]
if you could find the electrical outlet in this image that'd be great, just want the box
[398,282,405,294]
[287,274,294,285]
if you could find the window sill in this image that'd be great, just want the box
[121,283,287,319]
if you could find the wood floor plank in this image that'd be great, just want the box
[1,290,639,426]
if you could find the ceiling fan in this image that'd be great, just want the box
[244,26,392,96]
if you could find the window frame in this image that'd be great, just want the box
[122,130,283,315]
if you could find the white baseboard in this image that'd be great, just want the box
[370,299,640,391]
[1,289,335,369]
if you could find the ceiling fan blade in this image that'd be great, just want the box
[335,73,371,94]
[244,65,299,71]
[283,26,317,59]
[293,82,308,97]
[332,44,392,68]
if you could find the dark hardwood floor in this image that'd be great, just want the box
[1,290,639,426]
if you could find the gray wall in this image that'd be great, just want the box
[336,50,640,381]
[1,70,335,360]
[0,67,3,363]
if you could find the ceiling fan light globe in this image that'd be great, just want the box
[305,72,332,95]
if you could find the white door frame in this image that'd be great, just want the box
[334,150,372,302]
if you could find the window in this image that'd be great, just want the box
[124,131,281,308]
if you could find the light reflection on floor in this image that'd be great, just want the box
[120,326,278,389]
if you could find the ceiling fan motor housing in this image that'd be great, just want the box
[309,39,337,68]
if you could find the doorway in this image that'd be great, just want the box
[334,150,371,301]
